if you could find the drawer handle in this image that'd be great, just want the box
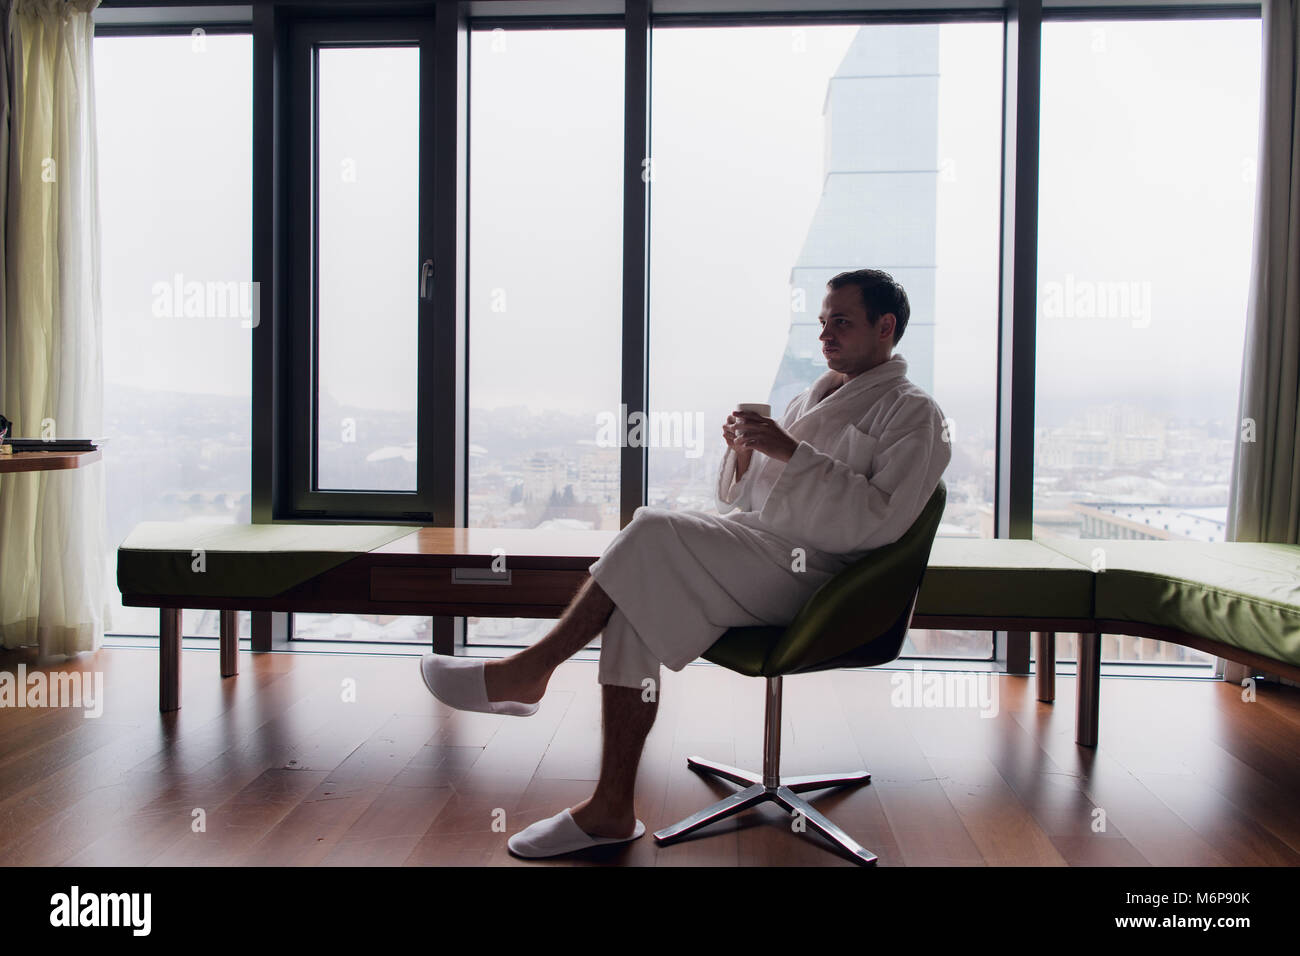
[452,567,512,586]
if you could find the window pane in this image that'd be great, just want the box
[648,23,1003,658]
[1035,18,1262,667]
[464,27,624,649]
[316,46,420,491]
[292,612,431,644]
[96,34,253,640]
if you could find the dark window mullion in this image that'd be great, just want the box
[622,0,651,524]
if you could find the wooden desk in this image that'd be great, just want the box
[0,449,101,473]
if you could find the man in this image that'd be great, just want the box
[420,268,951,858]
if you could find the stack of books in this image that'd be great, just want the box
[0,438,104,454]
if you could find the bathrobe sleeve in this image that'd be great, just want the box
[718,439,770,513]
[715,448,754,513]
[716,394,803,514]
[757,397,951,554]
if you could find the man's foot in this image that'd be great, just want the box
[569,795,639,839]
[419,655,538,717]
[483,658,549,705]
[506,808,645,858]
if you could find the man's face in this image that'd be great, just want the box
[817,285,894,379]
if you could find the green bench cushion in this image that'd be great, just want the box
[117,522,416,599]
[915,539,1095,620]
[1036,538,1300,667]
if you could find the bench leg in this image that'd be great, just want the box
[160,608,181,712]
[1076,631,1101,747]
[220,609,239,677]
[1036,631,1056,702]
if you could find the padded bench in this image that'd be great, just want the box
[1036,538,1300,675]
[116,523,1300,747]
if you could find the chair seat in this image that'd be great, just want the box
[701,626,787,676]
[703,625,909,677]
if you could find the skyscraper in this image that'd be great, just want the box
[769,24,940,413]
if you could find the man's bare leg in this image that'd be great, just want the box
[483,576,614,703]
[569,683,659,837]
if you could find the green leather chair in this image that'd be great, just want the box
[653,479,948,866]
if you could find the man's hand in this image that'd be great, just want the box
[723,410,799,464]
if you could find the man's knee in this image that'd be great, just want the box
[621,507,679,544]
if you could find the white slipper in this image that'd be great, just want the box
[507,808,646,858]
[419,654,539,717]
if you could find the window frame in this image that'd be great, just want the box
[284,16,442,520]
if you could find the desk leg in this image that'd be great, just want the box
[1076,631,1101,747]
[251,611,290,651]
[432,616,455,655]
[1035,631,1056,702]
[1006,630,1031,675]
[160,608,181,712]
[220,609,239,677]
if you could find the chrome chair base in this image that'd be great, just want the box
[652,755,878,866]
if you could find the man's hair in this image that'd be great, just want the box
[827,268,910,346]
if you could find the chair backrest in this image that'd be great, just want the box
[763,478,947,676]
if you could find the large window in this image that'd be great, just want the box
[94,8,1267,675]
[96,33,253,641]
[1034,17,1263,667]
[648,21,1004,658]
[465,26,625,648]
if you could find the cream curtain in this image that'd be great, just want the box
[1229,0,1300,547]
[1224,0,1300,682]
[0,0,110,659]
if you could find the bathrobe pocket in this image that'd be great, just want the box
[844,425,879,476]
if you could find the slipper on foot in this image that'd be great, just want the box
[508,809,646,858]
[419,654,539,717]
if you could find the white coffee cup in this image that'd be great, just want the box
[736,402,771,418]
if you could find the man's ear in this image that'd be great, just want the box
[879,312,896,341]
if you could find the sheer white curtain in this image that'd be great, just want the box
[0,0,110,659]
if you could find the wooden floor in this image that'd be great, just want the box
[1,644,1298,866]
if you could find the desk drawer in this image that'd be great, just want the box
[370,567,587,606]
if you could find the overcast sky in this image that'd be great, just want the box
[96,17,1262,439]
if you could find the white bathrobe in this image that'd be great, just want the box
[587,351,951,672]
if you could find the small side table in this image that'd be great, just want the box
[0,449,102,473]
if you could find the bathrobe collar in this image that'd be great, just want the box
[797,352,909,423]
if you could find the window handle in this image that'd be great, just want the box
[419,259,434,300]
